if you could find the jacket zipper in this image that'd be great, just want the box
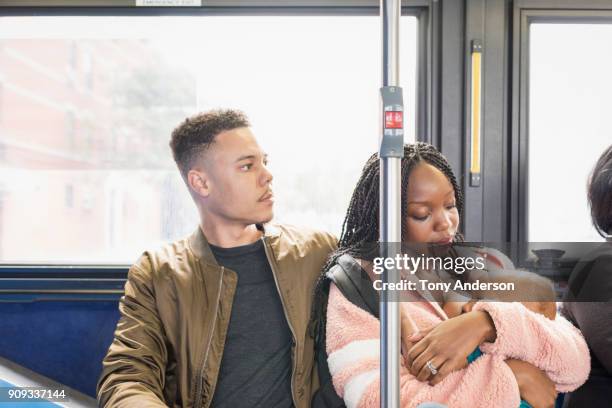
[194,266,224,408]
[261,237,299,405]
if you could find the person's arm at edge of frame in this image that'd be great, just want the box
[97,254,168,407]
[562,255,612,375]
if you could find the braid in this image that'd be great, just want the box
[309,142,464,339]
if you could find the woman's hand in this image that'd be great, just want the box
[400,304,419,361]
[505,359,557,408]
[405,310,496,385]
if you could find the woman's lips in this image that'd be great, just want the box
[434,237,453,245]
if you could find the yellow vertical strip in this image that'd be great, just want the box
[470,50,482,174]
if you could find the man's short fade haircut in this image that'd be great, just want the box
[169,109,250,178]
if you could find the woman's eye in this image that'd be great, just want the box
[446,203,457,210]
[411,214,429,221]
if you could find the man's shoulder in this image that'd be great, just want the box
[129,235,195,278]
[271,223,338,251]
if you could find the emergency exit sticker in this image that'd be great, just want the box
[385,111,403,129]
[136,0,201,6]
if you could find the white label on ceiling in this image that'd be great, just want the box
[136,0,202,6]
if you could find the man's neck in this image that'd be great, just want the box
[200,217,263,248]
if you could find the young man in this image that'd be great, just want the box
[97,110,336,408]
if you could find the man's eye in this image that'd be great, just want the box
[240,164,253,171]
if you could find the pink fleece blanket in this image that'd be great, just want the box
[326,284,590,408]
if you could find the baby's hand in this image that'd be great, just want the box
[522,301,557,320]
[442,301,464,318]
[441,290,474,318]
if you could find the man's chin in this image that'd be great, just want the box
[254,211,274,225]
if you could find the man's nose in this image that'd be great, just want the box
[260,165,273,186]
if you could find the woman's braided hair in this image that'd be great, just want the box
[310,142,464,338]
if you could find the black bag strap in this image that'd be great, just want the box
[311,255,380,408]
[327,254,380,318]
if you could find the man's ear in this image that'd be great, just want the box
[187,169,210,198]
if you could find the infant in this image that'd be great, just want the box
[442,271,557,320]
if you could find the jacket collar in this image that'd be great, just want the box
[188,223,281,265]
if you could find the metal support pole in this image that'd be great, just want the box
[382,0,400,86]
[379,0,403,407]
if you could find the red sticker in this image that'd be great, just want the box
[385,111,403,129]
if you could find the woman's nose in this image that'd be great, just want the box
[434,210,451,232]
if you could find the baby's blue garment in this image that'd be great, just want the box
[467,348,532,408]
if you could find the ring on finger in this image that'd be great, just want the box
[426,360,438,375]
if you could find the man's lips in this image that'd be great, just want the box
[259,192,274,202]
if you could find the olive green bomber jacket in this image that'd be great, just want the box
[97,224,337,408]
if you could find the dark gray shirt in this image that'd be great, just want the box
[209,239,294,408]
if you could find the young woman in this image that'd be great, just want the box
[314,143,590,408]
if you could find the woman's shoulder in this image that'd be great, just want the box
[565,243,612,302]
[326,254,380,317]
[326,254,377,282]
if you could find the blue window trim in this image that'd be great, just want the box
[0,265,127,300]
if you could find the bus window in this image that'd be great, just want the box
[529,23,612,242]
[0,15,417,264]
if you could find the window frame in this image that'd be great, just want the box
[510,0,612,245]
[0,0,431,299]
